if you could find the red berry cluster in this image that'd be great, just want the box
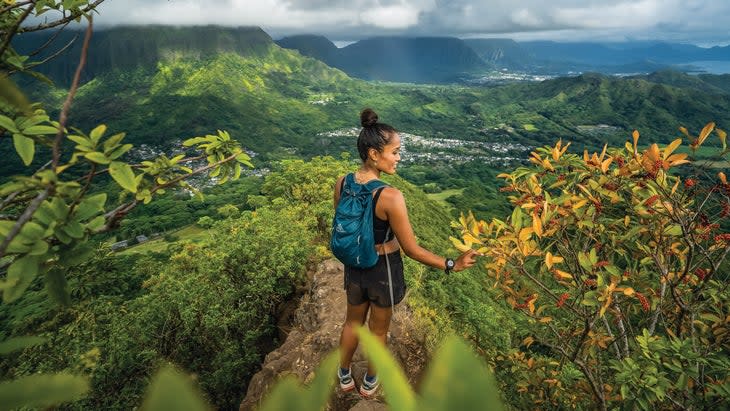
[595,260,609,268]
[714,233,730,243]
[684,178,696,188]
[694,268,708,281]
[645,195,660,207]
[635,292,650,312]
[556,293,570,308]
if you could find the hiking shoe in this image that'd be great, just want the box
[338,367,355,392]
[359,374,379,398]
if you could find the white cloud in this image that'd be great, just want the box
[359,4,422,29]
[33,0,730,45]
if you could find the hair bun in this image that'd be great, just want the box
[360,108,378,128]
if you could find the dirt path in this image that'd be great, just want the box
[239,259,428,411]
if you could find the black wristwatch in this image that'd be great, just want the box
[445,258,455,275]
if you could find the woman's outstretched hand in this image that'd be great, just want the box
[454,249,482,272]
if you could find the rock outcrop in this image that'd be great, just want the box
[239,259,427,411]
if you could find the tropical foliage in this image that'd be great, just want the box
[452,124,730,409]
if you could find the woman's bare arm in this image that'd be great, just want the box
[383,188,479,272]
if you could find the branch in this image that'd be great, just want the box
[53,16,92,171]
[96,152,241,233]
[602,316,622,360]
[648,280,666,335]
[18,0,105,33]
[612,301,631,357]
[0,187,51,259]
[0,1,35,60]
[0,0,33,15]
[519,265,586,318]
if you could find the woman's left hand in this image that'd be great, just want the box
[454,249,482,272]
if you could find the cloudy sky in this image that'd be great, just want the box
[77,0,730,46]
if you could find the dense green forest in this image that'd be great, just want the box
[2,4,729,410]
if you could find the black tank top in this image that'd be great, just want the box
[339,177,395,244]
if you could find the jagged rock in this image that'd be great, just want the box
[239,259,427,411]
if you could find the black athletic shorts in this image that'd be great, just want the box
[344,250,406,308]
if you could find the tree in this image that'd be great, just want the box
[453,126,730,409]
[1,1,251,407]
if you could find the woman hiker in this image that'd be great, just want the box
[333,108,481,397]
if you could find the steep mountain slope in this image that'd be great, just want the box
[463,38,533,70]
[275,34,340,65]
[13,26,274,87]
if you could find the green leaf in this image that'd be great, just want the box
[663,225,682,236]
[58,243,95,268]
[3,255,41,303]
[0,220,15,236]
[67,134,92,147]
[45,269,70,307]
[13,134,35,166]
[418,336,504,411]
[183,136,209,146]
[62,221,85,239]
[89,124,107,144]
[0,336,47,355]
[357,327,415,411]
[102,132,126,152]
[75,193,107,221]
[257,377,304,411]
[140,365,210,411]
[23,125,59,135]
[87,215,106,231]
[50,197,69,219]
[0,115,18,133]
[304,350,339,408]
[0,76,30,114]
[107,143,133,160]
[84,151,110,164]
[109,161,138,193]
[18,221,45,242]
[511,206,523,232]
[0,372,89,410]
[578,252,593,272]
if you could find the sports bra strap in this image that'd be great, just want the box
[372,186,386,206]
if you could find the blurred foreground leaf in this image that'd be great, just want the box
[259,350,339,411]
[357,326,416,411]
[418,336,504,411]
[140,365,210,411]
[0,372,89,411]
[0,336,47,355]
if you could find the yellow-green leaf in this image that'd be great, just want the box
[13,134,35,166]
[89,124,107,144]
[0,372,89,410]
[0,336,47,355]
[4,255,42,303]
[419,336,504,411]
[84,151,110,164]
[109,161,138,193]
[357,327,415,411]
[139,365,209,411]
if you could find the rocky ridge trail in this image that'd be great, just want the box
[239,259,428,411]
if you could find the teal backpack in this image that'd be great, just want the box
[330,173,388,268]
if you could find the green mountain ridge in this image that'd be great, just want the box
[14,25,274,87]
[6,26,730,182]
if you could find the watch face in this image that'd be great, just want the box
[447,259,455,269]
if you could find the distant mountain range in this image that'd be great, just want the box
[277,35,490,83]
[278,35,730,81]
[5,24,730,181]
[14,25,730,86]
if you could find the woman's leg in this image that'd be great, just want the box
[365,303,393,376]
[339,301,370,369]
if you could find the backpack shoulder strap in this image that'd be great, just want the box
[338,173,353,200]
